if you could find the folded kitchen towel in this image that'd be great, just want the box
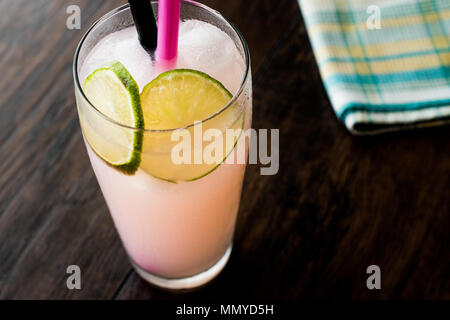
[299,0,450,134]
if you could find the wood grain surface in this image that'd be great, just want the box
[0,0,448,300]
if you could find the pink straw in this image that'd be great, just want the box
[156,0,180,61]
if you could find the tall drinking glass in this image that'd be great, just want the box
[73,1,252,289]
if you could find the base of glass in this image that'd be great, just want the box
[131,245,232,290]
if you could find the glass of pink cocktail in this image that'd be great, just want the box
[73,1,252,290]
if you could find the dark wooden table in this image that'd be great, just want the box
[0,0,449,300]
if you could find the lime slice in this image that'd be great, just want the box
[141,69,232,130]
[83,61,144,174]
[140,69,244,182]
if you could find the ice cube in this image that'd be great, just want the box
[178,20,244,93]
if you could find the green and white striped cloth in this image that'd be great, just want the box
[299,0,450,134]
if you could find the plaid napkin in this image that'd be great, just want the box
[299,0,450,134]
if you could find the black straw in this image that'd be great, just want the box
[128,0,158,52]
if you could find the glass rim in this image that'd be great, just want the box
[73,0,250,133]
